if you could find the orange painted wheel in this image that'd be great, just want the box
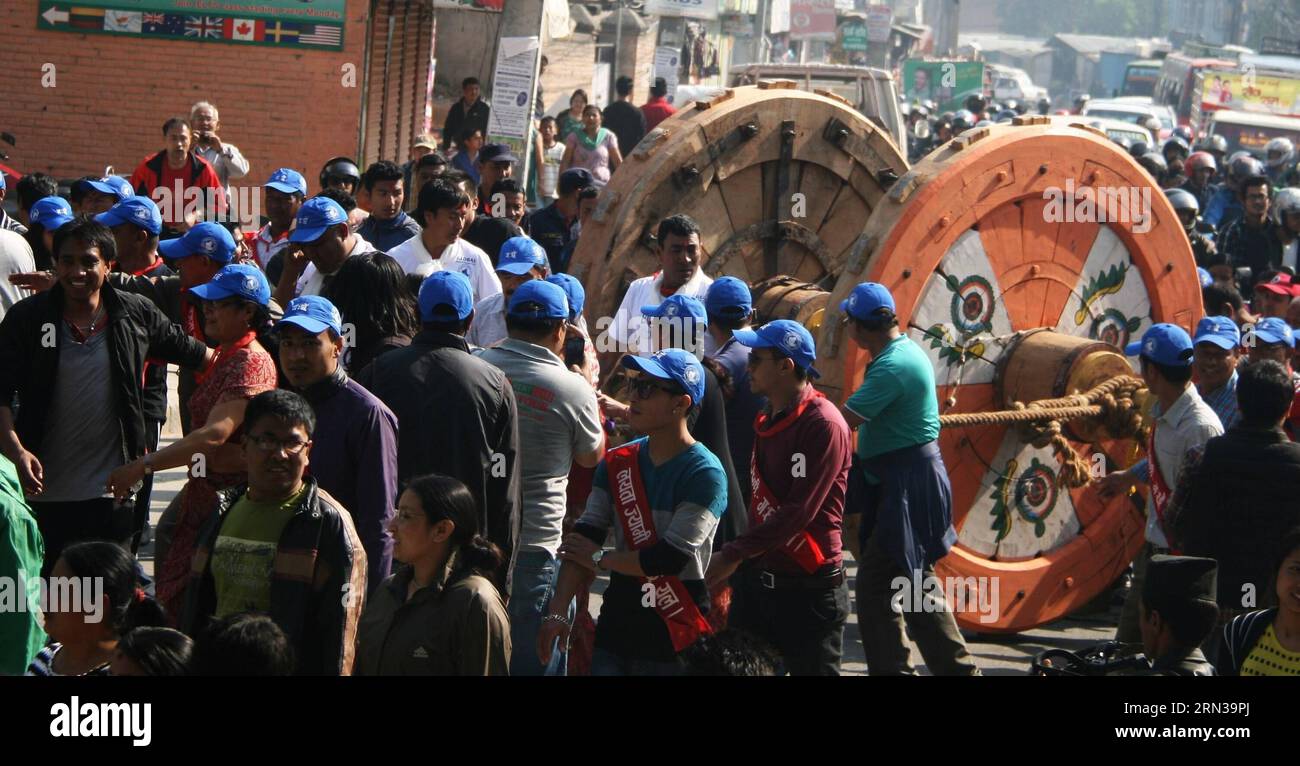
[816,117,1203,633]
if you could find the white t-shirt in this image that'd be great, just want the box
[388,236,502,303]
[296,235,377,297]
[0,229,36,321]
[609,269,714,356]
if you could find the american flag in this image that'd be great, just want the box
[184,16,223,39]
[296,24,342,46]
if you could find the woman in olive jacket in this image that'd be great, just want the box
[356,474,511,675]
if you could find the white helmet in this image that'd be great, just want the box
[1266,137,1295,169]
[1274,187,1300,224]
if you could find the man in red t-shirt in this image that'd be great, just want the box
[641,77,677,132]
[704,320,853,676]
[129,117,224,236]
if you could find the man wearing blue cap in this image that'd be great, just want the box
[636,294,748,550]
[356,161,422,253]
[839,281,979,675]
[74,176,133,217]
[278,195,379,306]
[0,217,213,573]
[388,179,502,303]
[1192,316,1242,431]
[1099,323,1223,644]
[465,236,549,349]
[253,169,306,271]
[357,270,521,580]
[480,280,604,675]
[608,215,714,364]
[703,320,853,675]
[703,277,765,504]
[1243,316,1300,438]
[540,349,728,675]
[277,295,400,590]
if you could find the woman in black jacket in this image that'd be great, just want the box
[1218,528,1300,675]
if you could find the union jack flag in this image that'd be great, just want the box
[143,13,166,25]
[184,16,223,39]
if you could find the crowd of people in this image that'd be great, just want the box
[0,83,1298,679]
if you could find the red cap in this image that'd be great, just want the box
[1255,272,1300,297]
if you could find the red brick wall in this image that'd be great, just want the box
[0,0,373,191]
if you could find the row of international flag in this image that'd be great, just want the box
[38,4,345,50]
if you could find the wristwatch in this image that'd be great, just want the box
[592,550,608,570]
[141,455,154,476]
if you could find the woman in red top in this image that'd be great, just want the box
[108,264,278,618]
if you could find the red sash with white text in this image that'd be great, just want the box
[606,442,713,652]
[1146,423,1174,542]
[750,390,828,573]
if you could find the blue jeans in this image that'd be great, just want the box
[508,550,571,676]
[590,647,684,677]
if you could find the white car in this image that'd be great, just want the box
[1081,98,1176,139]
[991,67,1047,103]
[1075,116,1156,148]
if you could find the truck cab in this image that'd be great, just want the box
[727,63,906,152]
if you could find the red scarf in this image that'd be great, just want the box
[606,442,713,652]
[195,330,257,386]
[749,389,828,573]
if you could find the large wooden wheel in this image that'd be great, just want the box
[568,84,908,326]
[817,117,1203,633]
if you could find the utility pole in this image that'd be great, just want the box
[754,0,771,64]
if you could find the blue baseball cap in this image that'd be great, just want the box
[558,168,595,196]
[94,196,162,236]
[188,263,271,306]
[418,270,475,322]
[705,276,752,320]
[158,222,236,263]
[30,196,74,230]
[731,319,821,379]
[507,279,569,320]
[496,236,550,276]
[1125,323,1194,366]
[265,168,308,196]
[841,282,896,321]
[621,348,706,406]
[278,295,343,337]
[289,197,349,243]
[1253,317,1295,349]
[1192,316,1240,350]
[642,294,708,325]
[1197,267,1213,288]
[546,273,585,320]
[78,175,133,202]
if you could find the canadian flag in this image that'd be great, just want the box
[223,18,264,41]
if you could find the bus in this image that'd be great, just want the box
[1155,52,1238,126]
[1121,59,1162,98]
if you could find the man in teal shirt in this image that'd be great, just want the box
[839,282,978,676]
[0,454,44,675]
